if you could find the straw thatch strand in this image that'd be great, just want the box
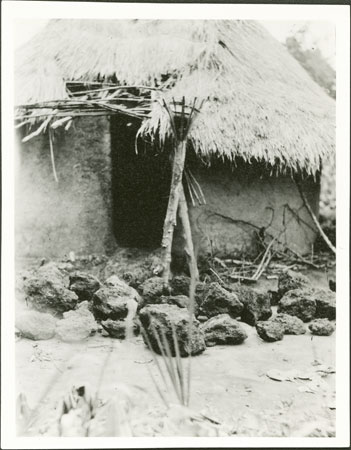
[15,19,335,174]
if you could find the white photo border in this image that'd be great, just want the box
[1,2,350,448]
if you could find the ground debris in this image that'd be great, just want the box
[16,251,336,438]
[315,364,335,375]
[266,364,334,395]
[290,417,335,437]
[30,345,52,363]
[266,369,298,382]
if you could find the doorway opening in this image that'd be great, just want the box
[110,116,171,249]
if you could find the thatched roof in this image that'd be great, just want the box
[15,19,335,174]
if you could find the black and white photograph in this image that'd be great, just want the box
[1,1,350,448]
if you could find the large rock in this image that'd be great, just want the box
[230,284,272,325]
[313,289,336,320]
[69,272,101,301]
[309,319,335,336]
[101,249,163,289]
[277,289,317,322]
[256,321,284,342]
[100,318,139,339]
[23,265,78,314]
[139,304,206,357]
[140,277,169,306]
[92,286,138,321]
[201,314,247,346]
[199,283,243,318]
[15,309,57,340]
[56,301,99,342]
[271,313,306,335]
[170,276,206,307]
[277,270,310,299]
[170,275,191,296]
[121,269,150,289]
[36,262,69,285]
[105,275,141,303]
[278,287,335,320]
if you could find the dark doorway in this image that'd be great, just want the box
[110,116,171,248]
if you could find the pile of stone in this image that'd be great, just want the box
[16,262,141,342]
[253,270,336,342]
[16,262,336,353]
[137,277,250,355]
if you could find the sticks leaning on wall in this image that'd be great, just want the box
[294,179,336,254]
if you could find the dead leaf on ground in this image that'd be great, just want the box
[266,369,298,382]
[315,365,335,375]
[296,372,313,381]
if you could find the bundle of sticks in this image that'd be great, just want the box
[15,83,158,125]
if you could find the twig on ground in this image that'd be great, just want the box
[251,238,276,280]
[22,348,73,433]
[209,268,225,284]
[229,239,275,282]
[253,251,273,280]
[276,249,322,269]
[213,257,228,269]
[225,259,253,266]
[228,274,258,283]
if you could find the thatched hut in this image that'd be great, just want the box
[15,19,335,263]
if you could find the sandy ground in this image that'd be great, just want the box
[15,263,336,437]
[16,318,335,437]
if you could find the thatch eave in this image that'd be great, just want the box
[15,19,335,174]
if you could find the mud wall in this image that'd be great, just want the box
[16,117,116,259]
[174,164,320,259]
[16,118,320,261]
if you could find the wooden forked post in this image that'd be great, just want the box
[178,185,199,285]
[161,139,187,284]
[160,97,201,286]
